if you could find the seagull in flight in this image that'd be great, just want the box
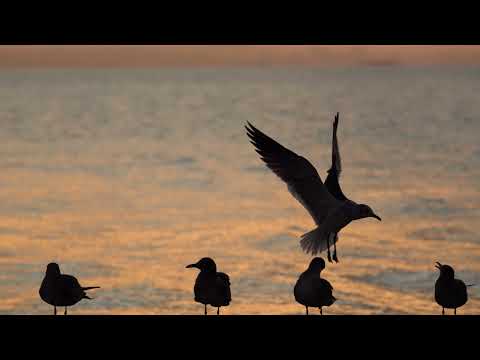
[245,113,381,262]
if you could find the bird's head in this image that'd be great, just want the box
[186,257,217,272]
[308,257,326,272]
[45,262,61,277]
[435,262,455,279]
[357,204,381,221]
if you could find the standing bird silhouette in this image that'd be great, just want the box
[294,257,336,315]
[186,257,231,315]
[39,263,100,315]
[245,113,381,263]
[434,262,473,315]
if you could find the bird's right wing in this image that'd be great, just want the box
[320,278,334,291]
[58,275,83,297]
[216,272,231,302]
[217,272,230,286]
[325,113,348,201]
[246,122,340,225]
[61,274,81,287]
[330,112,342,177]
[310,277,333,298]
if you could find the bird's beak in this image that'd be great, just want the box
[186,263,197,269]
[435,262,442,270]
[372,213,382,221]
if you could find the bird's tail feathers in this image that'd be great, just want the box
[82,286,100,291]
[300,228,338,255]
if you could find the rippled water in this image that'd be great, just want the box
[0,66,479,314]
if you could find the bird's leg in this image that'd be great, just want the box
[320,307,323,315]
[306,306,309,315]
[217,307,220,315]
[326,235,332,263]
[64,307,67,316]
[204,304,207,316]
[454,308,457,315]
[332,241,339,263]
[442,307,445,315]
[54,306,57,315]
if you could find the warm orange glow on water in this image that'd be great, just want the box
[0,67,479,315]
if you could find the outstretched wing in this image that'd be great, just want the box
[325,113,348,201]
[246,122,340,225]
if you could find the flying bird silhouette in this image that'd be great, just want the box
[323,113,348,261]
[186,257,231,315]
[245,113,381,262]
[434,262,473,315]
[294,257,336,315]
[39,263,100,315]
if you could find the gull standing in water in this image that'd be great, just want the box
[186,257,231,315]
[434,262,474,315]
[294,257,336,315]
[245,113,381,262]
[39,263,100,315]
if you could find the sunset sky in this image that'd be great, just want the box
[1,46,480,67]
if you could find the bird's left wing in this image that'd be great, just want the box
[246,121,340,225]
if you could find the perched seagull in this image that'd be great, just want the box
[434,262,474,315]
[245,114,381,262]
[294,257,336,315]
[39,263,100,315]
[186,257,231,315]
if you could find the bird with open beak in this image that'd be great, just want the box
[434,261,473,315]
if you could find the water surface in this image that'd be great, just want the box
[0,66,478,314]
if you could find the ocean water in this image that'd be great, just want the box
[0,66,479,315]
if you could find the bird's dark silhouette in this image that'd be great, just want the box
[39,263,100,315]
[294,257,336,315]
[245,113,381,262]
[186,257,231,315]
[325,113,348,203]
[324,113,348,262]
[434,262,473,315]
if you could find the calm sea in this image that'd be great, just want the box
[0,66,479,314]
